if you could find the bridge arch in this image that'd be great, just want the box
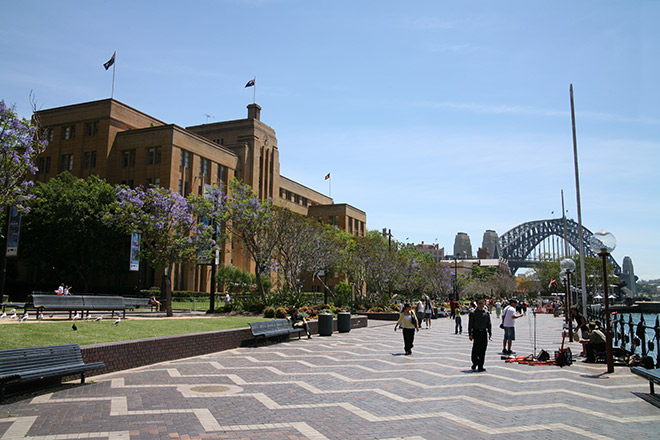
[498,218,621,275]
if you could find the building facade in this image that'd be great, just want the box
[33,99,366,293]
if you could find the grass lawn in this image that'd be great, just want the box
[0,315,269,350]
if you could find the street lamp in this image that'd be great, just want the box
[560,258,576,341]
[589,231,616,373]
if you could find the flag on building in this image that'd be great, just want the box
[103,52,116,70]
[245,78,255,88]
[325,173,330,180]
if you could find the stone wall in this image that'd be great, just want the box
[80,316,367,376]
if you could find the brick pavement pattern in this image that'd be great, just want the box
[1,312,659,439]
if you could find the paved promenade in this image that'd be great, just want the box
[1,312,659,439]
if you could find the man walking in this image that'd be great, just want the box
[469,299,492,372]
[501,298,523,355]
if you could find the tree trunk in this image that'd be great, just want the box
[161,264,173,317]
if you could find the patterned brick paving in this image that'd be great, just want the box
[1,312,658,439]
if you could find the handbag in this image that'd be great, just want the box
[499,323,504,329]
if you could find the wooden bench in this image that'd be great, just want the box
[25,294,126,318]
[631,366,660,396]
[0,344,105,402]
[249,319,305,347]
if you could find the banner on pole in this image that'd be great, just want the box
[129,232,140,271]
[5,207,21,257]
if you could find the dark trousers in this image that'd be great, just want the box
[402,328,415,353]
[471,330,489,369]
[586,342,606,362]
[294,322,309,336]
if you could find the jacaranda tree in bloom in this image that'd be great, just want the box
[0,100,47,214]
[109,186,215,316]
[222,178,277,303]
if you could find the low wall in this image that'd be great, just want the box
[80,315,367,376]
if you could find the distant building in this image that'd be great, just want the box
[415,242,445,263]
[453,232,473,258]
[481,229,500,258]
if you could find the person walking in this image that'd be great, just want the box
[455,309,463,334]
[394,303,420,355]
[501,298,523,355]
[469,299,492,372]
[424,298,433,329]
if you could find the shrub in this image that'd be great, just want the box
[264,307,275,318]
[274,307,287,318]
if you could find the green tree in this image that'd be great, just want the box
[19,173,126,292]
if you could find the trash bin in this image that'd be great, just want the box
[337,312,351,333]
[318,313,334,336]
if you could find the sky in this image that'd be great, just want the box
[2,0,659,280]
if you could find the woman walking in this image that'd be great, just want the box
[424,298,433,329]
[394,303,420,355]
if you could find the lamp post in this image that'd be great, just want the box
[589,231,616,373]
[560,258,576,341]
[453,255,459,301]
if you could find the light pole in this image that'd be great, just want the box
[560,258,576,341]
[453,255,459,301]
[589,231,616,373]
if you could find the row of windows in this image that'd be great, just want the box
[44,121,100,142]
[279,188,309,207]
[179,148,229,184]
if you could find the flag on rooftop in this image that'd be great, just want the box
[245,78,255,88]
[325,173,330,180]
[103,51,116,70]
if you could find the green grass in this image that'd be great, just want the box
[0,316,269,350]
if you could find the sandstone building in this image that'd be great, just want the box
[33,99,366,293]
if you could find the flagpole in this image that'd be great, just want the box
[111,52,116,99]
[253,76,256,104]
[329,175,331,199]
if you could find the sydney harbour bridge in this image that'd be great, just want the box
[497,218,622,275]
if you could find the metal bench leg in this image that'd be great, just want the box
[651,382,655,395]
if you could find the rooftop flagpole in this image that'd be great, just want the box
[253,76,256,104]
[104,51,116,99]
[325,173,331,198]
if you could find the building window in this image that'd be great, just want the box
[148,148,155,165]
[180,149,184,167]
[146,178,152,186]
[83,152,90,169]
[155,147,162,164]
[90,151,96,168]
[218,164,228,184]
[154,177,160,187]
[62,125,75,140]
[45,156,51,173]
[43,128,53,143]
[178,179,183,194]
[59,154,73,172]
[122,149,136,168]
[185,151,190,168]
[84,121,99,136]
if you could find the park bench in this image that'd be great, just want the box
[631,366,660,396]
[0,344,105,402]
[123,297,155,311]
[25,294,127,318]
[249,319,305,347]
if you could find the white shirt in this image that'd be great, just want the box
[502,305,517,327]
[417,301,424,313]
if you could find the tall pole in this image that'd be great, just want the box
[600,253,614,373]
[570,84,588,317]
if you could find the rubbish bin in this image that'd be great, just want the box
[318,313,334,336]
[337,312,351,333]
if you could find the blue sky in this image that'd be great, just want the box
[2,0,659,280]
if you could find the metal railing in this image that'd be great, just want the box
[587,307,660,368]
